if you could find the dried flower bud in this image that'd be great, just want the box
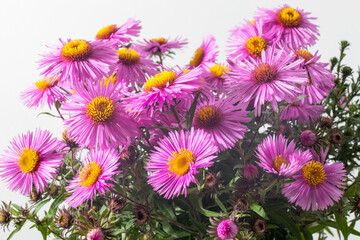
[119,145,136,166]
[47,184,60,198]
[319,117,333,129]
[275,123,291,138]
[300,130,317,147]
[29,189,42,203]
[62,129,78,149]
[330,130,344,145]
[108,197,127,214]
[243,164,258,180]
[204,172,221,192]
[56,208,74,229]
[0,210,11,225]
[253,219,266,235]
[133,205,151,225]
[234,197,249,212]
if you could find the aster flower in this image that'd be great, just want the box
[21,76,67,109]
[255,5,319,49]
[145,128,218,199]
[65,148,120,208]
[228,47,308,116]
[189,35,218,69]
[39,39,117,86]
[227,20,273,62]
[95,17,141,46]
[193,96,250,151]
[279,102,324,124]
[125,68,203,117]
[112,47,159,86]
[282,148,346,211]
[202,64,231,94]
[0,129,63,195]
[256,134,312,176]
[294,49,335,104]
[208,218,239,240]
[61,82,140,149]
[136,36,187,57]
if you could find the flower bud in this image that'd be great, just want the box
[108,197,127,214]
[300,130,317,147]
[319,117,333,129]
[243,164,258,180]
[253,219,266,235]
[330,130,344,145]
[217,219,238,240]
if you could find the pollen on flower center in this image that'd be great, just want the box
[194,105,222,129]
[79,161,102,187]
[144,71,177,92]
[190,48,204,67]
[273,155,289,172]
[303,161,327,186]
[117,48,140,65]
[246,36,267,57]
[151,37,168,45]
[86,96,115,124]
[96,25,118,40]
[277,7,303,28]
[61,40,92,61]
[209,65,229,78]
[168,148,196,176]
[252,63,277,84]
[102,72,118,86]
[18,147,39,173]
[294,49,314,63]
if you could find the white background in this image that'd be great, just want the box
[0,0,359,239]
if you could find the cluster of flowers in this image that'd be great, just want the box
[0,4,347,240]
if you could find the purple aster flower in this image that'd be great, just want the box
[136,36,187,57]
[228,47,308,116]
[21,76,67,109]
[111,46,159,87]
[189,35,218,69]
[125,68,203,117]
[65,148,120,208]
[208,218,239,240]
[95,17,141,46]
[0,129,63,195]
[282,149,346,211]
[61,82,140,149]
[193,96,250,151]
[39,39,117,86]
[256,5,319,49]
[227,20,273,62]
[256,134,312,176]
[279,102,324,124]
[145,128,218,199]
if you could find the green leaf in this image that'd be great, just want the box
[214,196,227,214]
[7,222,25,240]
[184,91,200,130]
[250,203,269,220]
[32,198,51,215]
[37,112,61,118]
[155,197,176,220]
[335,213,349,240]
[47,194,67,218]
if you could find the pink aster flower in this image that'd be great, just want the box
[193,96,250,151]
[0,129,63,195]
[202,64,231,94]
[256,134,312,176]
[294,50,335,104]
[125,68,203,117]
[189,35,218,69]
[279,102,324,124]
[61,82,140,149]
[39,39,117,86]
[136,36,187,57]
[111,47,159,87]
[21,76,67,109]
[255,5,319,49]
[227,20,273,62]
[228,47,308,116]
[145,128,218,199]
[95,17,141,46]
[66,148,120,208]
[282,149,346,211]
[208,218,239,240]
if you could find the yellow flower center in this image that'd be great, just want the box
[18,147,39,173]
[96,25,118,40]
[303,161,327,186]
[294,49,314,63]
[194,106,222,129]
[117,48,140,65]
[61,40,92,61]
[144,71,177,92]
[273,155,289,172]
[168,148,196,176]
[209,65,229,78]
[277,7,303,28]
[79,161,102,187]
[35,77,58,90]
[252,63,277,84]
[246,36,267,57]
[190,48,204,67]
[102,73,118,86]
[86,96,114,124]
[151,37,168,45]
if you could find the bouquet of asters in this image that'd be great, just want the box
[1,4,359,240]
